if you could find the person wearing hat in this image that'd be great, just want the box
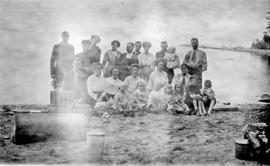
[102,40,122,78]
[124,63,144,93]
[138,41,155,82]
[124,42,139,67]
[115,42,133,81]
[182,38,207,89]
[50,31,75,89]
[86,63,107,106]
[171,63,191,92]
[155,41,170,77]
[89,35,101,64]
[133,41,142,56]
[73,39,95,101]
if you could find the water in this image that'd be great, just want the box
[177,46,270,104]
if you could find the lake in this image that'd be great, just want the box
[177,46,270,104]
[0,45,269,104]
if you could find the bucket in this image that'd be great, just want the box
[235,138,251,160]
[87,130,106,163]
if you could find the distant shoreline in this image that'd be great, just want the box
[180,44,270,56]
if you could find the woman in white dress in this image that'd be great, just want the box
[147,60,168,108]
[138,41,155,82]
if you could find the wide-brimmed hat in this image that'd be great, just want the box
[111,40,121,47]
[257,94,270,103]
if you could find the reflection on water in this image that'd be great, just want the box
[178,47,270,104]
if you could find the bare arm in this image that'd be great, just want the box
[202,51,207,72]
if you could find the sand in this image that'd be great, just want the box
[0,104,268,165]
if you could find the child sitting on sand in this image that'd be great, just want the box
[113,83,132,113]
[132,80,148,111]
[185,76,205,115]
[201,80,216,115]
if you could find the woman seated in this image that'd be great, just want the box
[147,60,168,110]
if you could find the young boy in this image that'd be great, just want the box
[185,76,205,115]
[201,80,216,115]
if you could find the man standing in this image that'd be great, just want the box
[155,41,169,78]
[50,31,75,89]
[182,38,207,89]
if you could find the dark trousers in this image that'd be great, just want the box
[166,68,174,84]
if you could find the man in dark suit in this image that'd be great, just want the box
[50,31,75,89]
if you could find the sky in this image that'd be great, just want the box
[0,0,269,104]
[45,0,270,52]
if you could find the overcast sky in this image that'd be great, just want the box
[44,0,270,52]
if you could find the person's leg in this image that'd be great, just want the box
[198,100,204,115]
[55,69,64,89]
[200,101,207,115]
[167,69,174,84]
[207,99,216,115]
[192,99,198,113]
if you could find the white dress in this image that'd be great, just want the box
[147,70,168,107]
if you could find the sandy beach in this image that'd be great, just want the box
[0,104,268,165]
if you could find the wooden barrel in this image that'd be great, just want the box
[50,90,72,105]
[235,138,251,160]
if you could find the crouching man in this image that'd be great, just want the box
[86,63,107,107]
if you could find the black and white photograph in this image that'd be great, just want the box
[0,0,270,165]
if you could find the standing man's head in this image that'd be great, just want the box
[130,64,139,77]
[90,35,101,46]
[111,67,120,79]
[111,40,121,51]
[94,63,103,76]
[142,41,151,53]
[135,41,142,52]
[191,38,199,50]
[81,40,91,51]
[160,41,168,51]
[126,42,135,53]
[62,31,70,43]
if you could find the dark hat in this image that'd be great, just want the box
[130,63,140,70]
[111,40,121,47]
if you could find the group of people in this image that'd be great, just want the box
[50,31,216,115]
